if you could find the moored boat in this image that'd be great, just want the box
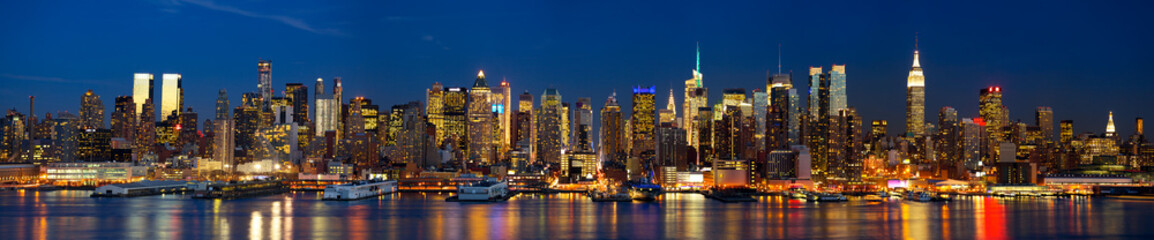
[322,179,397,201]
[626,181,664,201]
[446,179,515,202]
[703,187,758,202]
[590,190,633,202]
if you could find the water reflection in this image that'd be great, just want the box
[2,191,1154,239]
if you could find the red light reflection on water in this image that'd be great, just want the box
[976,197,1007,239]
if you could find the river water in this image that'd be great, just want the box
[2,190,1153,239]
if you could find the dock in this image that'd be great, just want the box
[91,181,193,197]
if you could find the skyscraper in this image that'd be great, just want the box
[211,88,234,170]
[573,97,594,152]
[133,73,153,122]
[753,89,768,151]
[659,89,677,125]
[468,70,493,163]
[285,83,309,125]
[906,48,926,137]
[214,92,230,116]
[135,100,155,160]
[111,96,135,140]
[493,79,512,154]
[806,67,831,180]
[1035,106,1053,143]
[214,118,234,172]
[514,91,534,153]
[427,83,445,145]
[683,44,707,150]
[830,107,862,182]
[79,90,104,130]
[258,59,272,107]
[769,73,792,149]
[937,107,960,178]
[443,87,469,152]
[315,78,340,138]
[631,86,656,156]
[980,87,1006,159]
[1060,120,1074,145]
[600,93,625,163]
[160,73,182,121]
[537,88,564,164]
[829,65,847,115]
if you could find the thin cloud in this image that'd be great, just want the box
[1,73,114,86]
[176,0,344,36]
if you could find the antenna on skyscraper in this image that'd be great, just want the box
[915,32,919,51]
[777,43,782,74]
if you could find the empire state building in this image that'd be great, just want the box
[905,46,926,137]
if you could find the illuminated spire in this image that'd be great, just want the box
[907,36,924,87]
[692,42,703,87]
[1107,111,1116,135]
[913,33,921,68]
[667,89,677,114]
[473,70,487,88]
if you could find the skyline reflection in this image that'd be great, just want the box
[1,191,1153,239]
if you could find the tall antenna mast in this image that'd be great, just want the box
[777,43,782,74]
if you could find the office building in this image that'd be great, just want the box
[132,73,153,122]
[80,90,104,130]
[683,45,707,150]
[257,60,272,107]
[600,93,626,163]
[443,87,469,152]
[537,89,564,164]
[285,83,309,125]
[111,96,135,140]
[1036,106,1053,143]
[468,70,493,163]
[160,73,182,121]
[631,86,656,157]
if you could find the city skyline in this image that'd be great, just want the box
[2,1,1152,137]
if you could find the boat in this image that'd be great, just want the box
[703,187,758,202]
[589,189,633,202]
[808,192,848,202]
[35,184,62,191]
[932,193,952,202]
[322,179,397,201]
[788,186,808,199]
[446,179,516,202]
[906,191,947,202]
[863,195,884,202]
[625,181,664,201]
[192,180,286,199]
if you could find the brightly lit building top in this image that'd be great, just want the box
[907,50,925,87]
[1107,111,1116,135]
[691,43,703,87]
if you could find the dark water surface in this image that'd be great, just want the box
[2,190,1153,239]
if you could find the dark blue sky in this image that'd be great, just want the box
[2,0,1152,137]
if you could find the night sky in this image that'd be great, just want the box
[2,1,1152,137]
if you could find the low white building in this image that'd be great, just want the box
[45,162,148,182]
